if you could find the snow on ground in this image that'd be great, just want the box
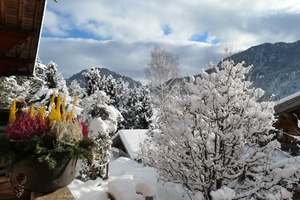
[69,146,292,200]
[69,157,184,200]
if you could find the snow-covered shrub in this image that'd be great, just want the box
[77,91,123,181]
[142,60,299,199]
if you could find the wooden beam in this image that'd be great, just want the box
[0,25,37,50]
[0,0,5,24]
[18,0,24,27]
[0,56,33,76]
[0,55,32,64]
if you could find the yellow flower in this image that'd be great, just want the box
[61,94,67,121]
[36,105,46,122]
[9,98,17,124]
[29,104,35,118]
[68,93,78,121]
[49,92,61,127]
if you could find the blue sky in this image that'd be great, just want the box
[38,0,300,84]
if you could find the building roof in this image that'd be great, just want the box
[275,91,300,115]
[113,129,148,159]
[0,0,46,76]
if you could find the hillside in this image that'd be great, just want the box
[66,67,143,89]
[221,40,300,101]
[65,41,300,102]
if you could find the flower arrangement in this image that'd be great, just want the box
[0,93,96,170]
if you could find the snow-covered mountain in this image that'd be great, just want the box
[224,40,300,101]
[66,41,300,102]
[66,67,143,89]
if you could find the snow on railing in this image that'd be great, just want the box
[108,179,157,200]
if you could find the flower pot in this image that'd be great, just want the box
[10,158,77,193]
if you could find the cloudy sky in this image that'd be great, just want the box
[38,0,300,84]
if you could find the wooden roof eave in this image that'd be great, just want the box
[0,0,46,77]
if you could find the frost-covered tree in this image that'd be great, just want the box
[143,60,298,200]
[144,45,180,109]
[77,91,123,180]
[83,67,101,96]
[69,79,84,99]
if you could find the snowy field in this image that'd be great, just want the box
[69,156,185,200]
[68,150,298,200]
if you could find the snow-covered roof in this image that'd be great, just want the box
[275,91,300,114]
[117,129,148,159]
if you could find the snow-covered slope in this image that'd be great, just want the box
[225,40,300,101]
[66,67,143,89]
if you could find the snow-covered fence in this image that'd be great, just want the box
[107,179,157,200]
[108,178,143,200]
[135,182,157,200]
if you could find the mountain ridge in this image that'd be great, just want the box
[66,67,143,89]
[224,40,300,101]
[66,40,300,102]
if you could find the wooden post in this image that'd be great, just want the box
[31,186,75,200]
[0,163,9,182]
[104,162,109,180]
[107,192,115,200]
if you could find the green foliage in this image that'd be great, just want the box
[0,133,96,171]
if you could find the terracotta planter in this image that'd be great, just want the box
[10,158,77,193]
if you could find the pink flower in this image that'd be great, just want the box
[80,121,89,138]
[6,114,48,142]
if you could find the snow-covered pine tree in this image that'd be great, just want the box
[100,75,117,105]
[82,67,101,96]
[135,85,153,129]
[45,61,59,89]
[0,58,46,108]
[30,61,69,108]
[26,58,46,102]
[115,78,129,109]
[77,91,123,180]
[69,79,84,99]
[118,88,139,129]
[144,60,297,200]
[0,76,23,108]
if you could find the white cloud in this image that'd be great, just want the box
[38,38,219,83]
[39,0,300,83]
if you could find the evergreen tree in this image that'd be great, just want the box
[118,88,139,129]
[29,61,69,109]
[69,79,84,99]
[83,67,101,96]
[115,78,129,109]
[77,91,123,180]
[100,75,117,105]
[0,76,22,108]
[0,58,46,108]
[26,58,46,103]
[135,85,153,129]
[45,61,59,89]
[141,60,297,200]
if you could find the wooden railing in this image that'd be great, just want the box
[0,163,9,182]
